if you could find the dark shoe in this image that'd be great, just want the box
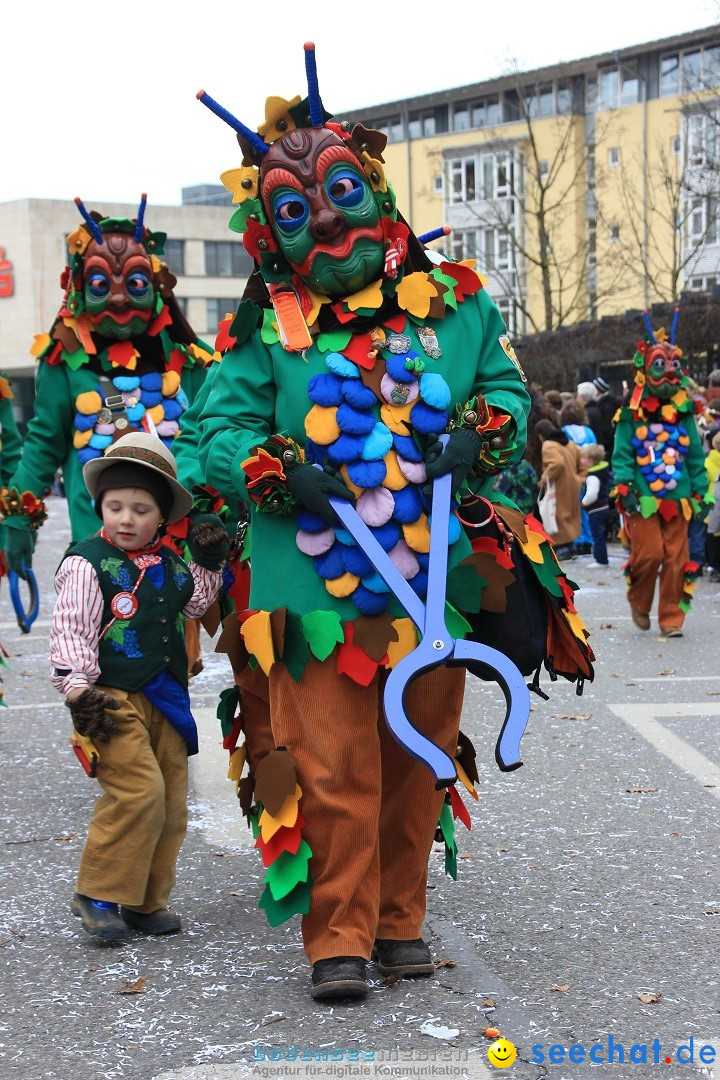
[372,938,435,977]
[629,604,650,631]
[708,569,720,583]
[554,545,577,561]
[120,907,182,935]
[310,956,368,1000]
[660,626,684,638]
[71,893,129,941]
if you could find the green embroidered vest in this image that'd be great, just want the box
[64,535,194,690]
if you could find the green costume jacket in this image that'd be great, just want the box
[0,374,22,486]
[198,286,530,680]
[7,358,207,542]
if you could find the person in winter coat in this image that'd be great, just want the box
[536,419,584,559]
[580,443,612,566]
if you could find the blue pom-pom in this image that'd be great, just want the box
[408,570,429,597]
[342,544,373,576]
[392,485,423,523]
[74,412,98,432]
[140,390,163,408]
[393,433,423,462]
[313,542,345,580]
[409,401,449,435]
[126,403,146,422]
[370,521,400,551]
[385,354,417,384]
[139,372,163,392]
[362,422,393,461]
[308,372,344,407]
[160,437,175,451]
[347,459,386,488]
[420,372,452,410]
[296,508,328,532]
[336,403,376,436]
[342,379,377,409]
[351,585,389,615]
[327,432,366,465]
[176,388,189,411]
[163,398,183,421]
[89,433,113,450]
[304,439,326,465]
[334,528,357,547]
[361,572,391,594]
[415,552,430,571]
[326,352,360,378]
[77,447,103,464]
[112,376,141,391]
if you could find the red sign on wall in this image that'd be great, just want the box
[0,248,14,297]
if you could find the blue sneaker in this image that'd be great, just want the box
[71,893,128,940]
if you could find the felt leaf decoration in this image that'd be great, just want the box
[346,280,385,313]
[107,342,139,369]
[301,609,345,662]
[336,621,382,686]
[302,287,331,327]
[386,617,418,668]
[380,402,414,435]
[429,269,460,311]
[530,552,564,597]
[261,309,280,345]
[640,495,660,518]
[220,166,260,203]
[222,714,244,754]
[454,758,479,800]
[30,333,52,360]
[259,784,302,842]
[445,564,485,615]
[238,776,255,819]
[444,603,472,639]
[269,608,287,662]
[467,553,515,613]
[282,611,311,682]
[457,730,479,782]
[395,273,438,319]
[227,744,247,783]
[241,610,275,676]
[215,615,249,676]
[254,748,298,817]
[147,304,173,337]
[438,801,458,879]
[352,614,398,662]
[263,840,312,901]
[258,877,313,926]
[342,332,378,370]
[448,784,472,830]
[258,94,302,140]
[216,684,241,736]
[255,813,305,867]
[317,330,352,353]
[65,224,92,256]
[493,504,529,543]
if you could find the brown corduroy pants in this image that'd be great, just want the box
[625,512,689,629]
[269,659,466,964]
[76,686,189,912]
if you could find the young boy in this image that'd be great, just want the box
[581,443,613,567]
[50,432,228,941]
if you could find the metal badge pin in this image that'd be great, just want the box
[417,327,442,359]
[386,333,412,354]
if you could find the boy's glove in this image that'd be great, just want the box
[66,686,122,743]
[1,519,36,578]
[285,463,355,524]
[187,514,230,570]
[425,429,486,495]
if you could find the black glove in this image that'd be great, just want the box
[187,513,230,570]
[66,686,122,743]
[285,463,355,524]
[424,429,486,496]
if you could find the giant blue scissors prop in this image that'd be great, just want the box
[328,435,530,788]
[9,566,39,634]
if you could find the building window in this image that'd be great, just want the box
[374,116,403,142]
[205,241,253,278]
[448,157,476,203]
[688,274,718,290]
[660,54,680,95]
[525,84,554,118]
[175,297,187,315]
[539,160,549,180]
[556,81,573,115]
[164,239,185,276]
[453,104,469,131]
[433,175,443,195]
[609,147,620,167]
[597,67,641,109]
[408,106,447,139]
[206,298,242,333]
[661,47,720,95]
[609,223,620,243]
[671,135,681,155]
[688,195,718,245]
[452,97,500,131]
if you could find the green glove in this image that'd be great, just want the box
[186,513,231,570]
[618,491,640,517]
[285,463,355,524]
[425,429,486,495]
[1,519,36,579]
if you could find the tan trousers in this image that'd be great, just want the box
[76,686,189,912]
[625,513,689,629]
[269,659,466,964]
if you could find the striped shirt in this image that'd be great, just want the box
[50,554,222,696]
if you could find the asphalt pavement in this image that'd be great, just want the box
[0,497,718,1080]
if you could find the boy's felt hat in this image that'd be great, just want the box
[83,432,193,523]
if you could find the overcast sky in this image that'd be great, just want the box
[2,0,718,210]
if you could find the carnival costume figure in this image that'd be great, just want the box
[612,312,711,636]
[196,45,530,1000]
[0,197,214,579]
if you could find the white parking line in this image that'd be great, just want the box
[608,702,720,800]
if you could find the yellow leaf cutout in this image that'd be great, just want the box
[518,531,546,565]
[395,273,438,319]
[227,744,247,782]
[30,333,52,359]
[260,784,302,842]
[258,95,302,141]
[361,152,387,193]
[380,402,414,434]
[681,498,693,521]
[346,279,384,312]
[65,224,92,256]
[455,760,479,800]
[150,255,164,275]
[241,611,275,675]
[305,405,341,445]
[220,166,260,204]
[304,288,331,327]
[386,618,418,668]
[325,573,360,598]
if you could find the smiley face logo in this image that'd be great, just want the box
[487,1038,517,1068]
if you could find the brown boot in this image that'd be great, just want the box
[630,604,650,631]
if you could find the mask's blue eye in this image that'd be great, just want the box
[272,192,309,233]
[326,169,365,208]
[127,272,151,298]
[87,272,110,298]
